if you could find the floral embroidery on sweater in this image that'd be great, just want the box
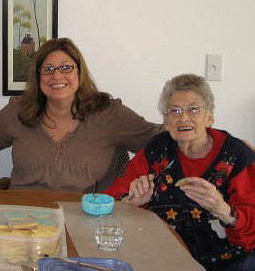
[145,131,250,271]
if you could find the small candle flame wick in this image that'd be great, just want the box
[93,179,98,199]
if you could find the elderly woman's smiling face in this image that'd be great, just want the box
[164,90,213,143]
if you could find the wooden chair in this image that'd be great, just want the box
[0,177,10,190]
[85,146,130,193]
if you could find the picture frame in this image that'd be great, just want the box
[2,0,58,96]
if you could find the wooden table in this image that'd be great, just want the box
[62,201,203,271]
[0,190,189,258]
[0,190,83,257]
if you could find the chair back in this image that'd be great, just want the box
[0,177,10,189]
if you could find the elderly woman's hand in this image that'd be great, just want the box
[179,177,237,226]
[127,174,154,206]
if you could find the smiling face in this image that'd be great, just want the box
[39,50,79,104]
[165,90,213,144]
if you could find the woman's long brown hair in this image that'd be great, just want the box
[18,38,111,127]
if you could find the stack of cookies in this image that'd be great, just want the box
[0,206,64,268]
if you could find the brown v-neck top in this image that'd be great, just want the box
[0,97,162,192]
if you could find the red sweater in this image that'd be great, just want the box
[105,129,255,252]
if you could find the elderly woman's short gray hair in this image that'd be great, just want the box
[158,74,215,115]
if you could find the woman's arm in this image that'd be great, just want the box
[180,150,255,250]
[0,98,17,150]
[109,99,163,152]
[225,164,255,251]
[104,149,150,198]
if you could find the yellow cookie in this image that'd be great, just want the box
[31,224,58,237]
[0,224,8,230]
[175,178,189,187]
[8,217,38,230]
[9,221,38,230]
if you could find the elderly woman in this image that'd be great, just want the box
[105,74,255,271]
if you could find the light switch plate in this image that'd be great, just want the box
[205,54,223,81]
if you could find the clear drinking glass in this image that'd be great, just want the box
[95,216,123,251]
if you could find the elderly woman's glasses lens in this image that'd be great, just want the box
[165,105,203,117]
[39,64,78,75]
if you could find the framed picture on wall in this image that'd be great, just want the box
[2,0,58,96]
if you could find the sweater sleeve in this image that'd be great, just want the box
[226,163,255,251]
[109,99,163,152]
[104,149,150,198]
[0,98,18,150]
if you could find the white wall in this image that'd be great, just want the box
[1,0,255,176]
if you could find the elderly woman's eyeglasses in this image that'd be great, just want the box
[39,64,78,75]
[165,105,203,117]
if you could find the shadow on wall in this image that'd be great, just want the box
[0,147,12,177]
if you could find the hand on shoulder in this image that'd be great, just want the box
[243,140,255,152]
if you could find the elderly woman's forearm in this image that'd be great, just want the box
[225,166,255,249]
[212,202,237,226]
